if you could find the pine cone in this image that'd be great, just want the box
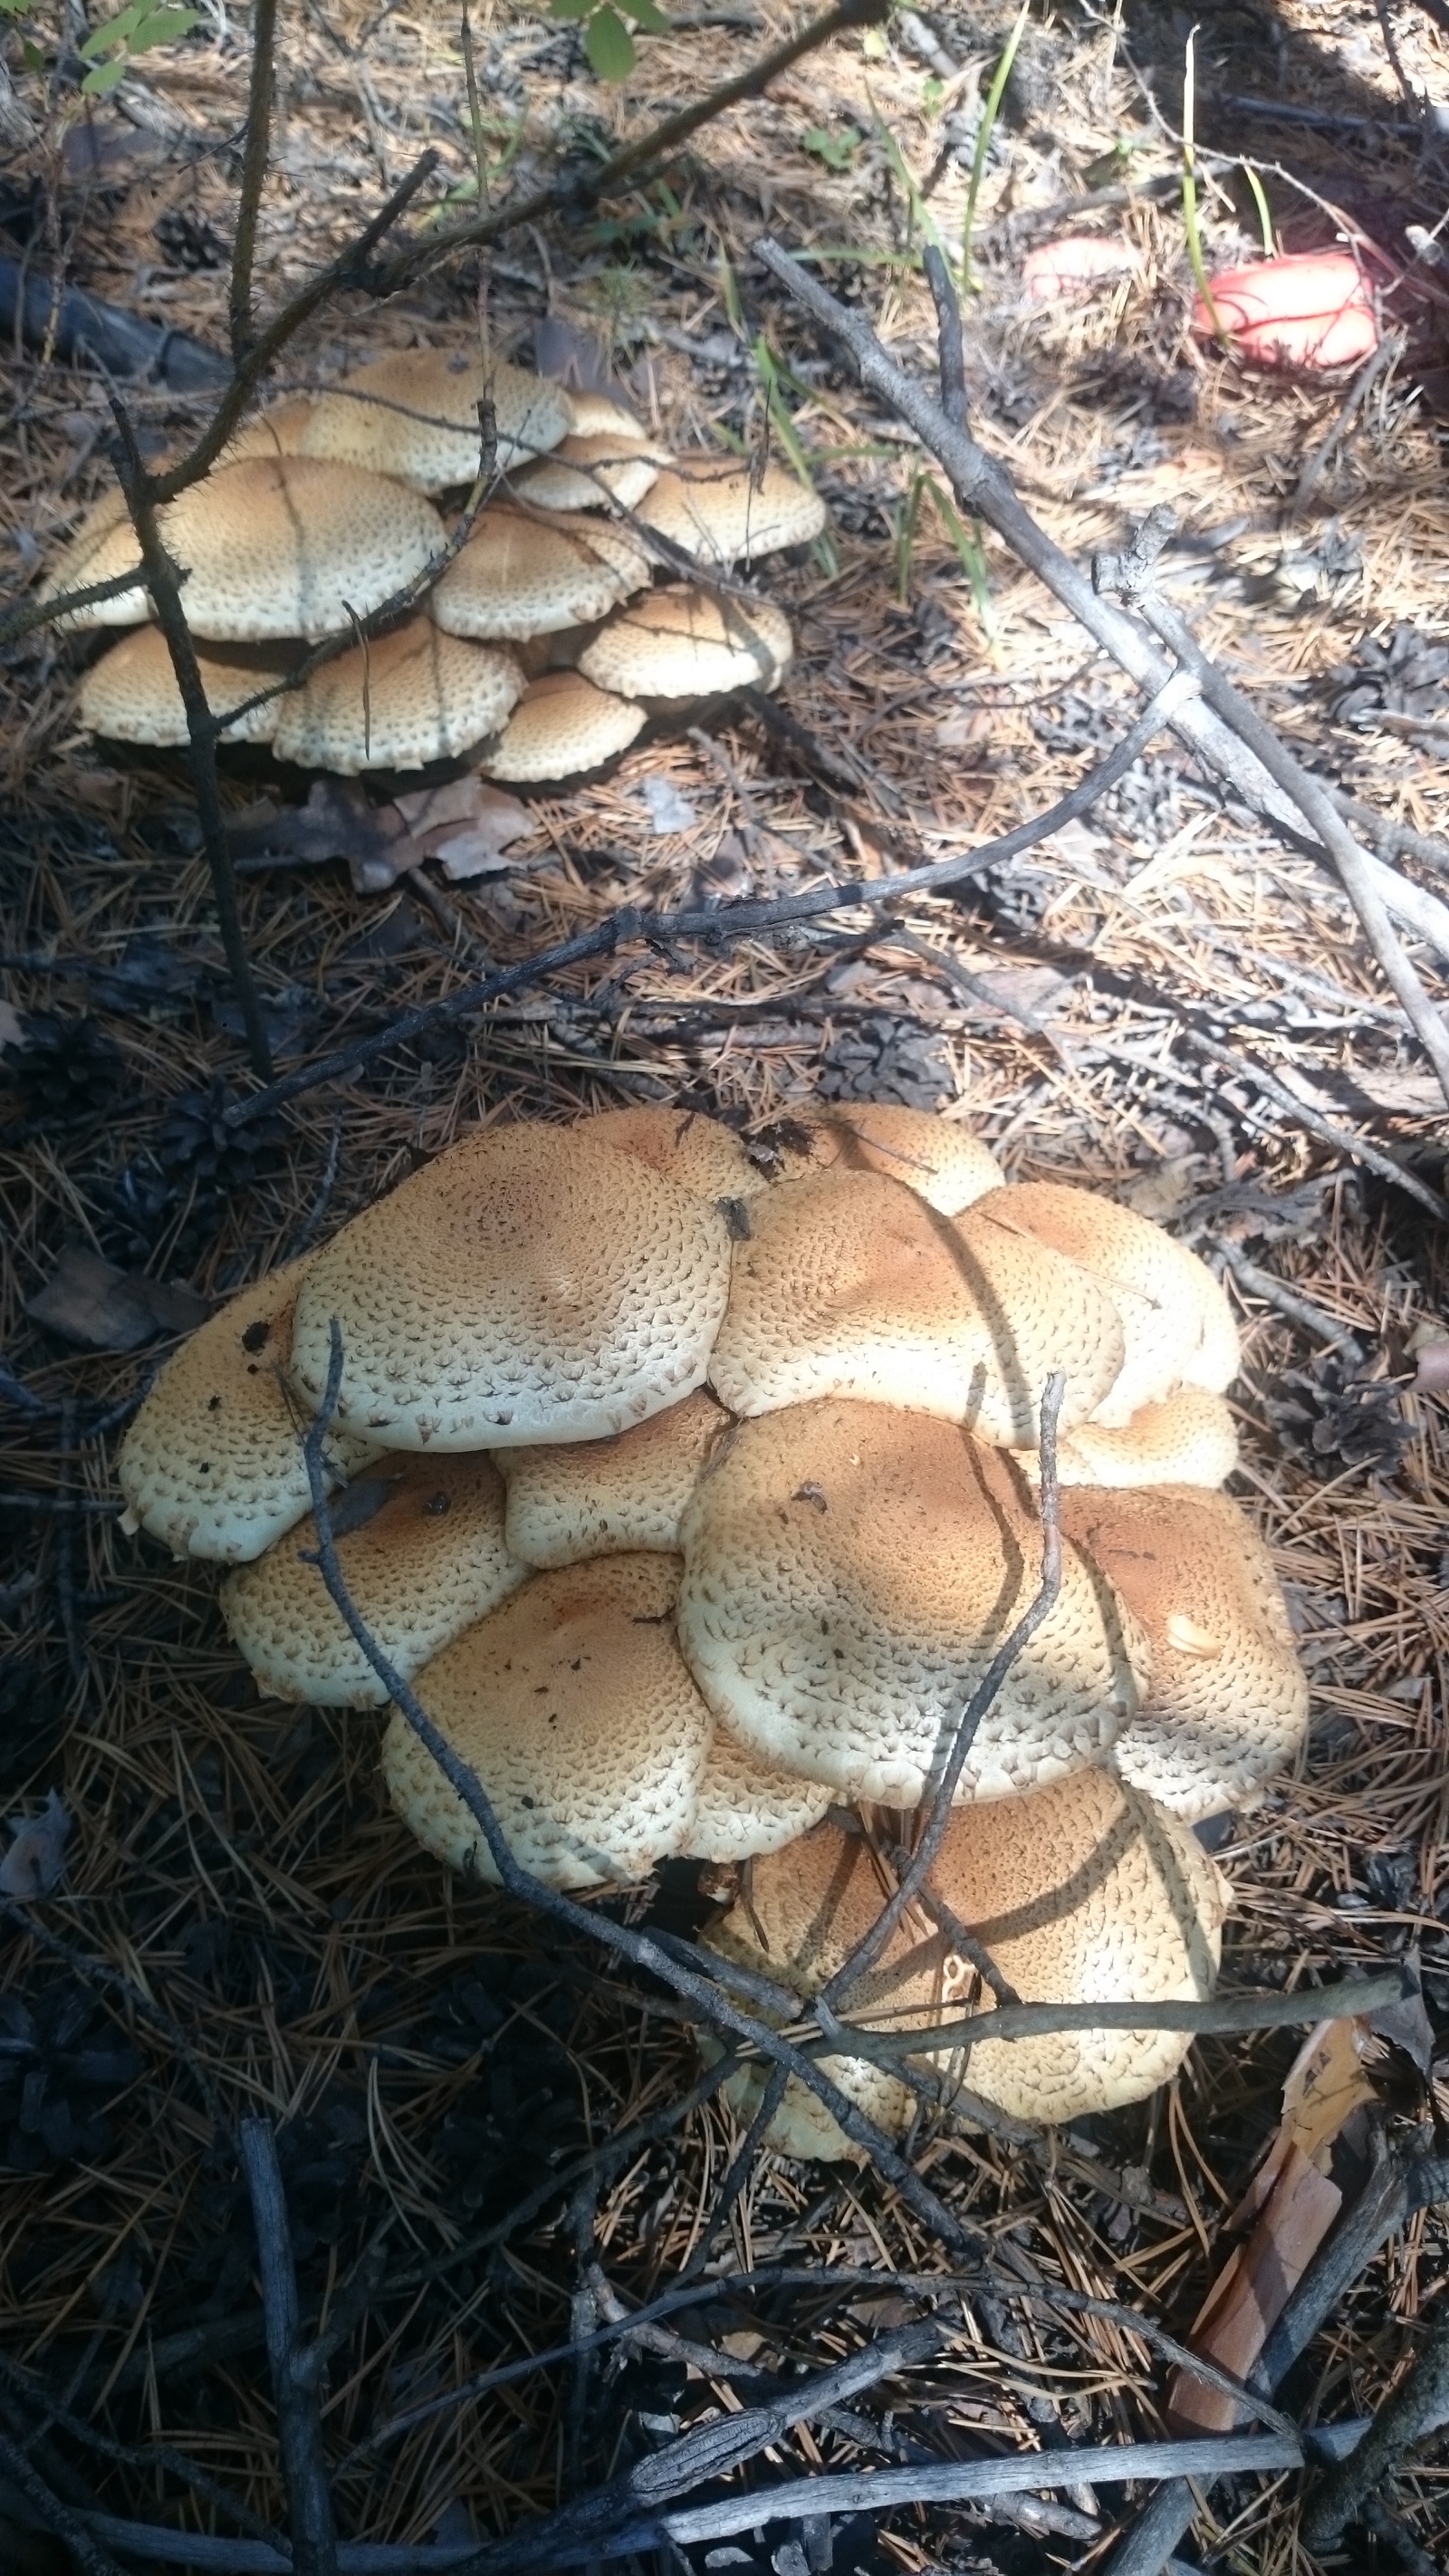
[153,1080,286,1195]
[1266,1352,1411,1478]
[5,1014,122,1123]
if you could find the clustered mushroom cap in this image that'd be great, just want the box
[220,1453,527,1706]
[481,671,646,783]
[287,1120,734,1450]
[272,618,523,773]
[677,1399,1149,1806]
[1035,1388,1240,1491]
[221,400,319,464]
[578,585,794,698]
[382,1551,713,1889]
[41,486,140,629]
[782,1104,1003,1214]
[117,1260,381,1563]
[432,507,650,640]
[298,348,572,490]
[498,1387,730,1568]
[583,1103,767,1204]
[516,395,669,513]
[638,455,828,563]
[682,1723,834,1862]
[79,629,293,748]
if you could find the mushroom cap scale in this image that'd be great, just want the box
[79,629,293,748]
[1060,1485,1308,1818]
[39,487,143,630]
[117,1260,381,1563]
[583,1105,767,1204]
[677,1399,1148,1807]
[272,618,523,773]
[516,399,669,513]
[778,1105,1003,1215]
[706,1170,1128,1445]
[638,456,828,563]
[577,585,793,700]
[382,1552,713,1889]
[682,1725,835,1863]
[480,672,646,783]
[298,349,571,490]
[220,399,319,463]
[221,1454,527,1706]
[498,1387,730,1568]
[288,1120,734,1451]
[1022,1389,1239,1490]
[432,508,650,641]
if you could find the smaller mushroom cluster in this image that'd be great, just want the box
[47,349,823,783]
[118,1103,1307,2139]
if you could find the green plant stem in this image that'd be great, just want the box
[1182,31,1227,340]
[961,0,1029,291]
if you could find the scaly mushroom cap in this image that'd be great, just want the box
[432,507,650,640]
[221,1454,527,1706]
[298,348,571,490]
[1022,1389,1239,1491]
[706,1171,1127,1445]
[639,455,827,563]
[273,619,523,773]
[481,671,645,782]
[220,399,318,463]
[578,586,793,699]
[779,1106,1003,1214]
[677,1399,1148,1806]
[1060,1485,1308,1818]
[383,1552,713,1889]
[117,1261,381,1563]
[39,487,141,630]
[79,628,293,748]
[704,1773,1226,2147]
[289,1120,734,1451]
[43,458,447,641]
[976,1184,1239,1426]
[682,1725,834,1863]
[499,1388,729,1568]
[516,396,669,512]
[583,1105,767,1204]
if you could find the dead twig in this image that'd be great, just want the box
[1305,2295,1449,2546]
[239,2117,339,2576]
[229,0,279,362]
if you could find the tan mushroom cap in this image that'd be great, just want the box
[578,586,793,699]
[583,1105,767,1204]
[289,1120,734,1451]
[706,1171,1127,1445]
[677,1399,1148,1807]
[639,455,827,564]
[273,619,523,773]
[977,1184,1239,1427]
[39,487,141,630]
[1022,1389,1239,1490]
[117,1260,381,1563]
[221,1454,527,1707]
[220,399,318,463]
[1060,1485,1308,1818]
[383,1551,713,1889]
[433,507,650,641]
[499,1388,729,1568]
[780,1106,1003,1215]
[704,1773,1226,2148]
[516,396,669,512]
[480,671,646,783]
[299,348,571,490]
[43,458,447,642]
[682,1724,834,1863]
[79,628,293,748]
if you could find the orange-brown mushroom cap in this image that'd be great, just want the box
[1020,1389,1239,1490]
[498,1388,730,1568]
[776,1105,1003,1214]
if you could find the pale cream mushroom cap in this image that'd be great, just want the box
[706,1171,1127,1445]
[79,628,292,748]
[499,1388,729,1568]
[1060,1485,1308,1818]
[220,399,318,463]
[382,1551,713,1889]
[704,1773,1226,2148]
[639,455,827,564]
[682,1724,834,1863]
[481,672,646,782]
[977,1184,1239,1427]
[221,1454,527,1707]
[779,1106,1003,1215]
[677,1399,1148,1807]
[117,1260,381,1563]
[578,586,793,699]
[299,348,571,490]
[1022,1389,1239,1490]
[289,1120,734,1451]
[272,618,523,773]
[39,487,143,630]
[516,396,669,512]
[432,507,650,640]
[583,1105,766,1203]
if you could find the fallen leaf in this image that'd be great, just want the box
[0,1000,24,1053]
[25,1247,211,1351]
[638,774,697,834]
[0,1789,72,1898]
[1167,2142,1341,2435]
[229,775,539,891]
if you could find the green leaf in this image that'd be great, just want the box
[585,4,634,77]
[79,14,131,57]
[623,0,667,27]
[801,124,859,170]
[128,5,202,50]
[81,53,130,90]
[548,0,596,21]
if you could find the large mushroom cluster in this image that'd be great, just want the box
[46,349,823,783]
[118,1103,1308,2144]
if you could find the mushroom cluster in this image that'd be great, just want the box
[47,349,822,783]
[118,1102,1307,2139]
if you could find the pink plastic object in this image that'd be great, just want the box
[1193,251,1378,369]
[1022,235,1137,303]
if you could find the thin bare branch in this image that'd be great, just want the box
[239,2118,339,2576]
[230,0,280,360]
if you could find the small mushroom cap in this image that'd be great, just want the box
[639,455,828,564]
[432,507,650,640]
[39,487,143,630]
[299,348,571,489]
[117,1261,381,1563]
[777,1106,1003,1215]
[1022,1389,1239,1491]
[976,1184,1240,1426]
[681,1725,833,1863]
[221,1454,528,1707]
[289,1120,734,1451]
[499,1388,730,1568]
[578,586,793,699]
[516,397,669,512]
[220,399,319,463]
[480,671,646,782]
[382,1551,713,1889]
[1060,1485,1308,1818]
[79,629,293,747]
[677,1399,1148,1807]
[705,1772,1225,2144]
[272,619,523,773]
[583,1105,768,1204]
[706,1171,1127,1445]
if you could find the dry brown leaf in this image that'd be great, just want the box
[25,1247,211,1351]
[0,1790,72,1898]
